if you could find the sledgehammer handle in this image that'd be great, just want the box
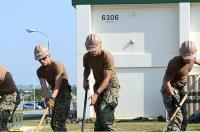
[36,107,49,132]
[81,89,88,132]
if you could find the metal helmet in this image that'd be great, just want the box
[85,33,102,52]
[34,44,50,60]
[180,40,197,60]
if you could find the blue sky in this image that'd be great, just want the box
[0,1,76,86]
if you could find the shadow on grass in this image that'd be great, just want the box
[116,117,157,123]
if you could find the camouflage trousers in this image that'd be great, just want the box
[93,78,120,131]
[51,87,72,132]
[0,91,19,131]
[161,86,187,131]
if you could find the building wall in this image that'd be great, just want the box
[191,3,200,50]
[76,3,200,119]
[91,4,179,118]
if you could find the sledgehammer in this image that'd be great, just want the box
[163,74,200,131]
[81,80,89,132]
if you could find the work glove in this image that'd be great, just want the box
[45,97,55,108]
[171,95,180,108]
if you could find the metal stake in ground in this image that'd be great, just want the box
[163,74,200,131]
[36,107,49,132]
[81,80,89,132]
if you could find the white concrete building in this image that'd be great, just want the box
[72,0,200,119]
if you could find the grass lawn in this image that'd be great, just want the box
[20,120,200,131]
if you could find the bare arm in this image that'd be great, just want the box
[195,59,200,65]
[96,69,112,94]
[89,69,112,105]
[164,80,175,96]
[39,78,49,98]
[51,75,63,98]
[83,68,90,90]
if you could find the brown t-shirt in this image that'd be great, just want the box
[0,65,17,95]
[83,49,116,83]
[37,60,69,90]
[163,56,194,88]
